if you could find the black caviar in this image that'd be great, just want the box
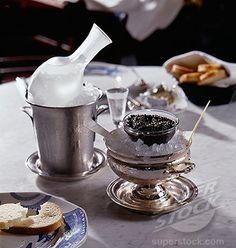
[126,114,175,132]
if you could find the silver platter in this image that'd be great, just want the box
[107,176,198,215]
[25,148,106,181]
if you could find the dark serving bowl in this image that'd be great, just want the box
[179,84,236,106]
[123,109,179,146]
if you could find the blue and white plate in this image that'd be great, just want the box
[0,192,88,248]
[84,62,138,92]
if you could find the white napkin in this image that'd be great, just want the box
[84,0,184,41]
[163,50,236,88]
[32,0,78,8]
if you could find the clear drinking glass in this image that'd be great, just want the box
[106,87,129,128]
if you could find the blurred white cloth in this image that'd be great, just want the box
[84,0,184,41]
[32,0,78,8]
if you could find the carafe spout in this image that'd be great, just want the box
[69,23,112,66]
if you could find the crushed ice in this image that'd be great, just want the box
[107,128,188,157]
[28,82,101,107]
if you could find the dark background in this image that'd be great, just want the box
[1,0,236,83]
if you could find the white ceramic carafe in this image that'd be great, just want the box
[28,23,112,107]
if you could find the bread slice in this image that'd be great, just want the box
[171,64,194,78]
[0,203,29,229]
[1,202,64,235]
[197,63,224,72]
[179,72,202,83]
[198,69,228,85]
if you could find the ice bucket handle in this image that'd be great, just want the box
[96,104,108,116]
[21,104,110,138]
[21,106,33,122]
[164,161,195,175]
[82,103,110,138]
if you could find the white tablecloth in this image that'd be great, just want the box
[0,66,236,247]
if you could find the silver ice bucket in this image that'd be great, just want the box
[22,90,107,180]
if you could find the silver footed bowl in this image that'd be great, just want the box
[105,127,197,214]
[105,127,195,185]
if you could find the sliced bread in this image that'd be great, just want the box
[199,69,228,85]
[1,202,64,235]
[0,203,29,229]
[170,64,194,78]
[179,72,202,83]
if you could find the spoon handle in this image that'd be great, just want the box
[86,119,110,139]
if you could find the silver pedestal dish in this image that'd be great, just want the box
[105,128,198,215]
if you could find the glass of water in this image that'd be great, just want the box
[106,87,129,128]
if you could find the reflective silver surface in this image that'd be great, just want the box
[106,127,197,215]
[25,148,106,181]
[107,177,198,215]
[106,149,194,185]
[22,94,107,178]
